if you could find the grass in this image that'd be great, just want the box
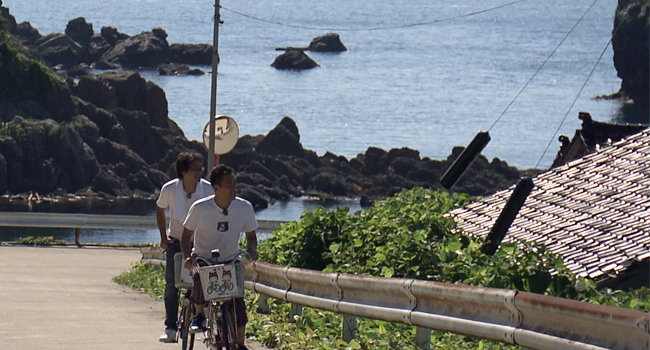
[3,236,156,247]
[112,262,166,299]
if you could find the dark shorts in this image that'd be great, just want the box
[190,263,248,327]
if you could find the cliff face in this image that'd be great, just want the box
[0,17,207,198]
[612,0,649,106]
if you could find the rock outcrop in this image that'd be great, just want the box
[271,49,319,70]
[309,33,347,52]
[219,117,529,209]
[612,0,649,106]
[1,12,213,71]
[0,20,207,199]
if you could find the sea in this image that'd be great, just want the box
[2,0,648,244]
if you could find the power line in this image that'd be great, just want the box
[534,1,623,169]
[533,38,612,169]
[221,0,525,32]
[487,0,600,132]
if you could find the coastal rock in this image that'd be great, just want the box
[100,28,170,68]
[92,59,121,70]
[0,2,16,32]
[612,0,649,106]
[169,43,213,65]
[271,49,319,70]
[257,117,305,158]
[35,33,84,68]
[309,33,347,52]
[309,170,350,196]
[0,43,77,122]
[0,116,100,194]
[0,7,251,73]
[236,183,271,210]
[158,63,205,76]
[87,33,112,63]
[100,26,129,46]
[72,76,120,111]
[214,117,531,208]
[14,22,41,45]
[65,17,93,47]
[73,72,169,128]
[0,31,210,200]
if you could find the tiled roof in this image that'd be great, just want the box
[447,128,650,281]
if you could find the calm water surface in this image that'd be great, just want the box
[3,0,639,168]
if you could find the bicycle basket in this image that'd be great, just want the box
[173,252,193,288]
[198,260,245,300]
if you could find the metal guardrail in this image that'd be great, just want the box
[0,211,283,232]
[245,262,649,350]
[2,212,648,349]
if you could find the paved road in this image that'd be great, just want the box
[0,246,268,350]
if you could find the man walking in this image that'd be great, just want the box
[157,152,214,343]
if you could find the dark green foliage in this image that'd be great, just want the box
[260,206,349,270]
[259,188,575,295]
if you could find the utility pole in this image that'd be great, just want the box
[207,0,220,171]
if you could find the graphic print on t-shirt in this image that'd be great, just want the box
[217,221,229,232]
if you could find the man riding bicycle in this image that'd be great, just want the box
[180,164,258,350]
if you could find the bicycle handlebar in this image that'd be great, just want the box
[191,250,250,266]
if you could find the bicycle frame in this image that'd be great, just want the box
[194,249,247,350]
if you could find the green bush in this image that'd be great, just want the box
[260,188,576,296]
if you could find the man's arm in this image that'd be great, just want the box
[181,227,194,268]
[245,230,258,261]
[156,206,169,250]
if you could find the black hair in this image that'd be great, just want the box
[174,152,204,178]
[209,164,235,186]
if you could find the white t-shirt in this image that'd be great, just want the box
[156,178,214,239]
[183,196,258,261]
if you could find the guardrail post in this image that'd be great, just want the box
[257,294,270,314]
[343,315,357,343]
[289,303,302,322]
[415,327,431,350]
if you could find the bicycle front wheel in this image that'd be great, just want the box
[221,301,239,350]
[180,300,195,350]
[208,302,222,350]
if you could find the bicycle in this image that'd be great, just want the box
[193,249,246,350]
[174,253,196,350]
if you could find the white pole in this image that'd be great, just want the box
[207,0,220,171]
